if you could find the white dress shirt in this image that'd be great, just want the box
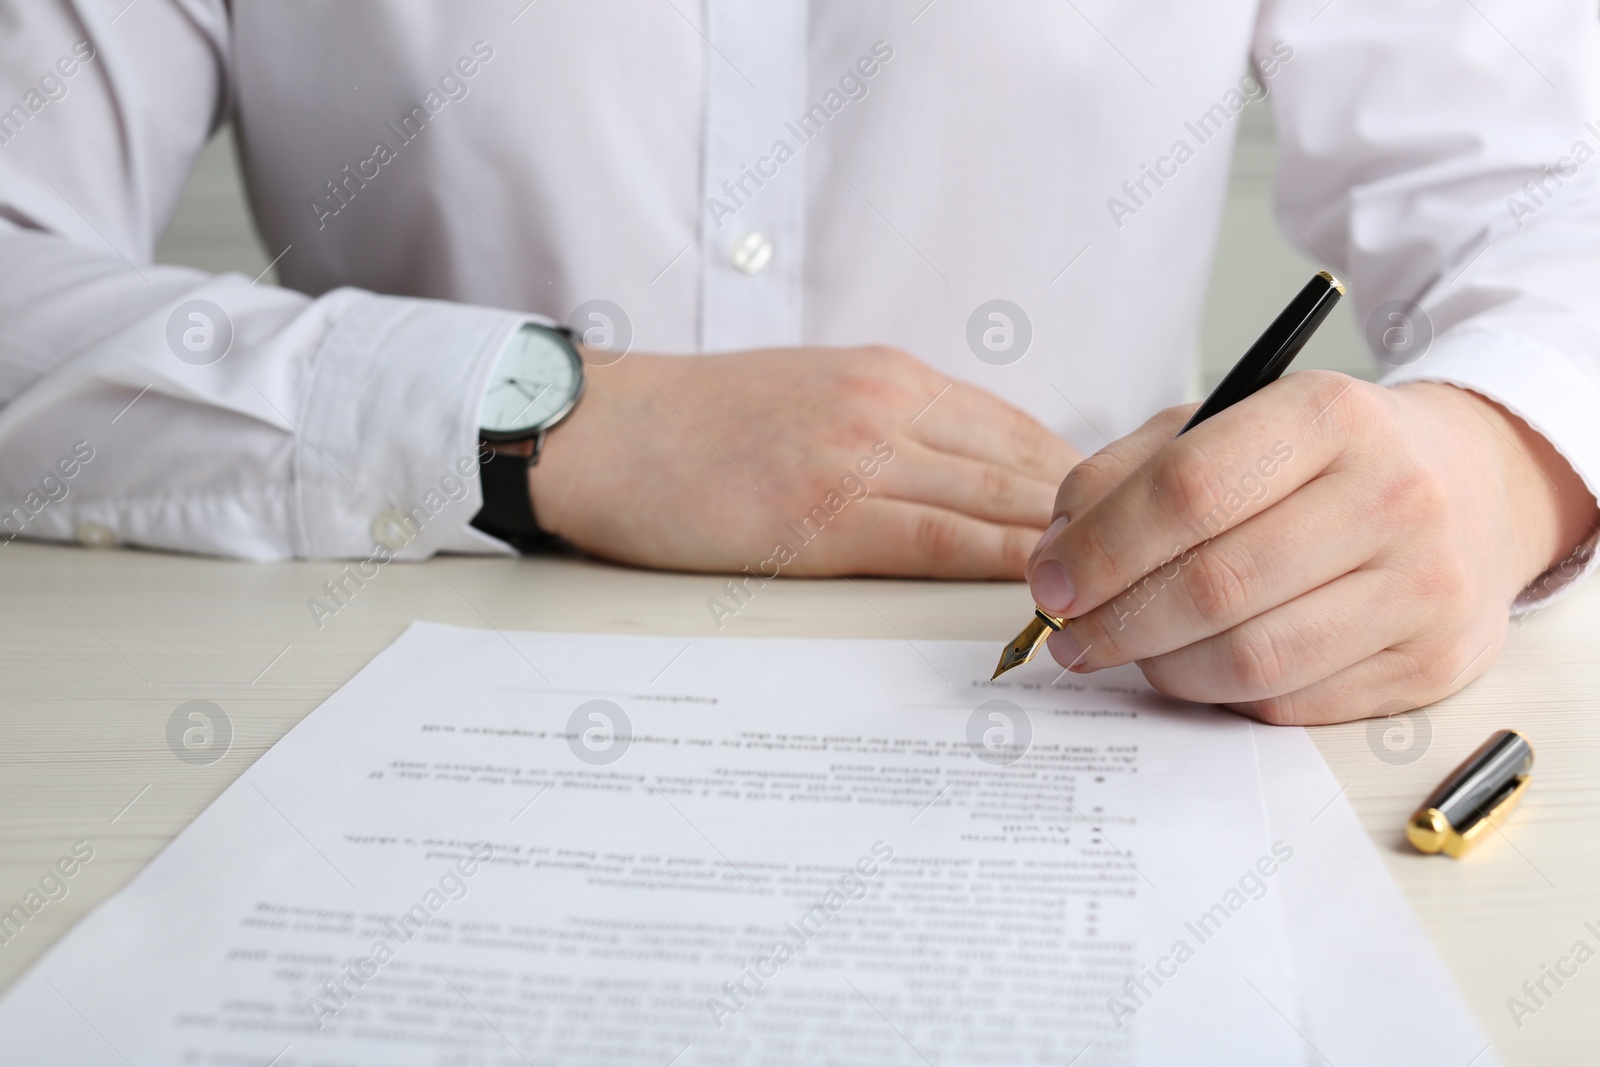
[1,0,1598,573]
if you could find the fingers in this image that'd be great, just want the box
[1060,471,1381,669]
[877,441,1059,528]
[909,380,1081,483]
[785,497,1042,579]
[1123,569,1413,705]
[1221,630,1505,727]
[1027,372,1356,620]
[1051,404,1194,525]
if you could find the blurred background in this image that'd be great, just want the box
[152,95,1378,397]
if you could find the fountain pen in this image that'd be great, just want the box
[992,270,1346,680]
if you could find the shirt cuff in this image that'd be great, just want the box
[296,290,548,560]
[1379,325,1600,614]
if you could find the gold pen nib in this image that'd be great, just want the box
[992,609,1066,679]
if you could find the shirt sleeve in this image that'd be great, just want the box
[0,0,520,560]
[1255,0,1600,607]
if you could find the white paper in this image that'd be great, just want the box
[0,623,1475,1065]
[1251,723,1503,1067]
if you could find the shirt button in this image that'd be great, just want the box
[371,509,415,551]
[75,521,116,548]
[730,231,774,274]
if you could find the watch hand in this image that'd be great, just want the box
[503,376,552,398]
[508,382,554,425]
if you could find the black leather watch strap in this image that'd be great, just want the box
[470,437,556,552]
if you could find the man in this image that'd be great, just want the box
[0,1,1595,725]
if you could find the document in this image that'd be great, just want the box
[0,623,1489,1066]
[1253,724,1502,1066]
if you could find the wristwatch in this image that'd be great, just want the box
[469,323,585,551]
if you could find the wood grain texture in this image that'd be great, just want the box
[1,541,1595,1060]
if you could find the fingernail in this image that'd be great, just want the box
[1030,559,1074,615]
[1048,627,1087,671]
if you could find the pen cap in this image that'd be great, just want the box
[1407,730,1533,855]
[1420,729,1533,828]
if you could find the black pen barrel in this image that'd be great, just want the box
[1178,271,1344,436]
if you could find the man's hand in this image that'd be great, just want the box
[1025,371,1598,724]
[527,345,1081,577]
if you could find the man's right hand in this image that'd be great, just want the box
[525,345,1081,578]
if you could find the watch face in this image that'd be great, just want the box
[478,325,584,438]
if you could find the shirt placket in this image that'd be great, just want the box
[698,0,808,352]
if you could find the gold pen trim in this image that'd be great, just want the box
[1316,269,1346,295]
[1406,776,1530,858]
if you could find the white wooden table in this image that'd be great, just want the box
[1,542,1595,1061]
